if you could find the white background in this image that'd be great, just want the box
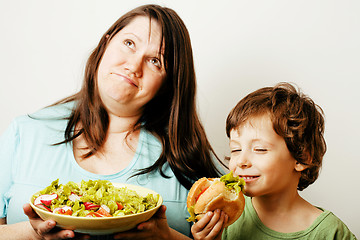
[0,0,359,237]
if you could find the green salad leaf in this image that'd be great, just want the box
[220,171,246,194]
[187,206,197,223]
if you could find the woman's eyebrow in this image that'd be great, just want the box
[122,32,143,43]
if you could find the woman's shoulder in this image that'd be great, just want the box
[139,127,162,147]
[8,101,75,135]
[29,101,75,119]
[14,101,72,122]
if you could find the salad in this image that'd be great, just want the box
[31,179,159,218]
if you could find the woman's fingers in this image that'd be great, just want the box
[23,203,76,239]
[23,203,38,219]
[24,203,54,232]
[114,205,170,239]
[33,220,76,239]
[137,205,167,231]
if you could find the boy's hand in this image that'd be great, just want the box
[191,209,228,240]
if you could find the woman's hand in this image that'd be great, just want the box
[113,205,175,240]
[23,203,89,240]
[191,209,228,240]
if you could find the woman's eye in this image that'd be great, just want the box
[149,58,161,68]
[124,39,135,49]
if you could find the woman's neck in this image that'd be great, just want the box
[107,111,141,134]
[73,111,142,174]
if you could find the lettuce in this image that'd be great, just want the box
[220,171,245,194]
[187,206,197,222]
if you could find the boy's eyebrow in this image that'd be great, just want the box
[230,138,274,146]
[229,139,241,146]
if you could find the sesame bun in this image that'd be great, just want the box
[186,176,245,227]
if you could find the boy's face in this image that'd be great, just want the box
[228,114,304,197]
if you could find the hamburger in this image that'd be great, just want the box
[186,172,245,227]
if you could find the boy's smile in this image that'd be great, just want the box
[238,175,260,183]
[228,114,302,197]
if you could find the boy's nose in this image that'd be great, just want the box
[236,152,251,169]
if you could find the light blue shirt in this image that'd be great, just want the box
[0,103,191,237]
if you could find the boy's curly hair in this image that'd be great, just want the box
[226,82,327,191]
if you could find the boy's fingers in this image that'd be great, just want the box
[205,209,222,229]
[224,213,229,226]
[207,211,227,239]
[192,211,213,231]
[192,209,223,237]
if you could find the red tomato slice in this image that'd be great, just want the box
[96,207,112,217]
[196,187,209,202]
[85,212,103,218]
[116,202,124,210]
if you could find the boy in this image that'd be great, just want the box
[191,83,356,239]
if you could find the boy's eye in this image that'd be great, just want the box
[231,149,242,153]
[254,148,267,152]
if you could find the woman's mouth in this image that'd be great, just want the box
[112,73,138,88]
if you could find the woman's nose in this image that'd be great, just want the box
[126,54,143,77]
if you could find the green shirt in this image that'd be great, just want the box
[222,196,357,239]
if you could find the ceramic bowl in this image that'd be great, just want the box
[29,183,163,235]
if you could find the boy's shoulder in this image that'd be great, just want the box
[223,201,357,240]
[313,209,357,239]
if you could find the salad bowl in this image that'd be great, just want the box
[29,181,163,235]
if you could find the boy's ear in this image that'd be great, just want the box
[295,161,308,172]
[294,153,311,172]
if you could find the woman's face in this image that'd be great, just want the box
[97,16,166,117]
[228,114,303,198]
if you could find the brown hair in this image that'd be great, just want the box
[54,4,221,189]
[226,82,326,190]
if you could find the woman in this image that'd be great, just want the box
[0,4,222,239]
